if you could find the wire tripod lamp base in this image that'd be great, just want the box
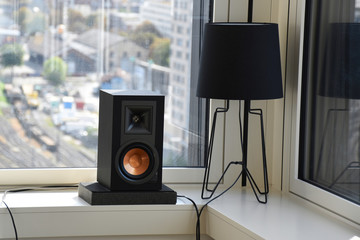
[201,100,269,204]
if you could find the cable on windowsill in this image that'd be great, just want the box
[1,185,78,240]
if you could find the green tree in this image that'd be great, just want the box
[68,9,88,33]
[0,43,25,81]
[131,32,157,48]
[131,21,162,48]
[27,13,46,34]
[86,13,107,29]
[18,6,33,34]
[134,21,162,37]
[43,57,67,86]
[17,6,46,35]
[149,38,170,67]
[86,14,98,28]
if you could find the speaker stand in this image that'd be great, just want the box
[78,182,177,205]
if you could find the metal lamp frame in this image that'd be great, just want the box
[201,100,269,204]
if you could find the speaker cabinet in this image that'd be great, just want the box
[97,90,164,191]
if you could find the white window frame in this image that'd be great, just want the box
[0,0,225,186]
[285,0,360,225]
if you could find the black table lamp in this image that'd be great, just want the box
[196,5,283,203]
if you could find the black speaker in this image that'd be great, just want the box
[97,90,164,191]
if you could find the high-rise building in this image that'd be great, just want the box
[140,0,172,38]
[166,0,194,164]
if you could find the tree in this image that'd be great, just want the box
[134,21,162,37]
[27,13,46,34]
[86,13,107,29]
[18,6,33,34]
[149,38,170,67]
[131,32,157,48]
[17,6,47,35]
[0,43,25,81]
[68,9,88,33]
[131,21,162,48]
[43,57,67,86]
[1,43,24,67]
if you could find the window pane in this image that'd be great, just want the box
[300,0,360,204]
[0,0,207,169]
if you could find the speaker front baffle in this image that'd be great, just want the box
[78,90,176,205]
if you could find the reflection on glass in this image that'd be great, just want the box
[300,0,360,204]
[0,0,205,168]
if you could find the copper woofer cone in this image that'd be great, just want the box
[123,148,150,176]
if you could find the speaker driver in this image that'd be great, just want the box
[123,148,150,176]
[115,143,159,185]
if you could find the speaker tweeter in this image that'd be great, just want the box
[125,106,152,134]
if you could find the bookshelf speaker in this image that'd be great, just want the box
[97,90,164,191]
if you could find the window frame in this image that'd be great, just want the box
[285,0,360,225]
[0,0,225,186]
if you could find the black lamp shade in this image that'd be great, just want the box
[320,23,360,99]
[196,23,283,100]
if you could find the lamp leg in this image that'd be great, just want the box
[201,100,230,199]
[240,108,269,203]
[250,108,269,194]
[241,100,250,186]
[242,102,269,203]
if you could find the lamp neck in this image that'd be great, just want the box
[248,0,253,23]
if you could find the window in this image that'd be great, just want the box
[287,0,360,224]
[177,26,183,33]
[300,0,360,205]
[176,51,183,58]
[176,38,183,46]
[0,0,209,179]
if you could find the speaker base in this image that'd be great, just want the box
[78,182,177,205]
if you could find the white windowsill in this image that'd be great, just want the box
[0,185,359,239]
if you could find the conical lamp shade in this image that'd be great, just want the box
[196,22,283,100]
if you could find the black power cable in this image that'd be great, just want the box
[1,185,78,240]
[1,201,18,240]
[177,195,201,240]
[177,165,244,240]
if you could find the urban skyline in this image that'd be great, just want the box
[0,0,204,168]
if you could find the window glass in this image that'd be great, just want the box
[0,0,207,169]
[299,0,360,205]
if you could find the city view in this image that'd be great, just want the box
[0,0,205,168]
